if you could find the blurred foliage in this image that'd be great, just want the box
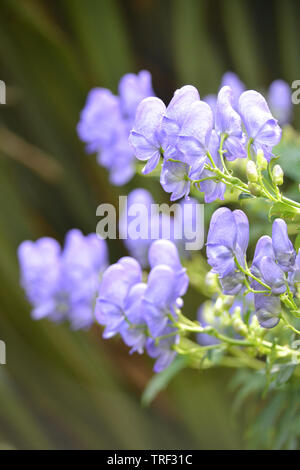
[0,0,299,449]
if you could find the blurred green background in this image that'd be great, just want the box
[0,0,299,450]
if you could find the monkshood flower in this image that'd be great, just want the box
[77,88,122,153]
[221,71,245,111]
[177,100,214,172]
[160,160,191,201]
[160,85,200,146]
[18,230,108,329]
[146,325,179,373]
[143,240,189,336]
[268,79,292,126]
[254,289,281,329]
[129,97,166,174]
[78,70,154,185]
[206,207,249,295]
[95,257,142,338]
[118,70,154,120]
[272,218,296,271]
[119,282,148,354]
[215,86,246,160]
[239,90,282,161]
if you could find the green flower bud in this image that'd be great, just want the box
[272,164,284,186]
[205,271,219,292]
[214,297,224,315]
[248,182,262,196]
[246,160,259,183]
[256,149,268,171]
[232,318,248,337]
[222,295,235,309]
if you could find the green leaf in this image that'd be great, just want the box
[141,356,187,407]
[269,202,300,222]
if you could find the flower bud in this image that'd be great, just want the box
[248,182,261,196]
[246,160,259,183]
[272,164,284,186]
[222,295,235,309]
[214,296,224,315]
[205,271,219,292]
[256,149,268,170]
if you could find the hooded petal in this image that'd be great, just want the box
[233,209,249,254]
[161,85,200,145]
[179,100,213,150]
[239,91,282,149]
[207,207,237,249]
[216,86,243,136]
[160,160,190,201]
[259,256,286,295]
[254,293,281,328]
[272,218,296,270]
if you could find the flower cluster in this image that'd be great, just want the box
[18,230,108,329]
[95,239,188,372]
[77,71,154,185]
[206,207,299,328]
[119,188,200,267]
[129,76,282,201]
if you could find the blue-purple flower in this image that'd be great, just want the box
[239,90,282,161]
[18,230,108,329]
[268,79,292,126]
[215,86,246,160]
[206,208,249,294]
[272,218,295,271]
[78,71,154,185]
[129,97,166,174]
[221,72,245,111]
[95,257,142,338]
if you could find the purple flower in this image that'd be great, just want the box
[177,100,214,172]
[160,85,200,146]
[143,240,189,336]
[258,256,286,295]
[268,79,292,126]
[78,71,154,185]
[129,97,166,174]
[160,160,190,201]
[148,239,189,296]
[254,291,281,329]
[239,90,282,161]
[18,237,61,309]
[146,326,179,373]
[207,208,249,275]
[252,236,274,271]
[77,88,122,153]
[272,218,295,271]
[18,230,108,329]
[206,208,249,295]
[97,136,135,186]
[119,70,155,120]
[95,257,142,338]
[215,86,246,161]
[221,72,245,110]
[119,282,148,354]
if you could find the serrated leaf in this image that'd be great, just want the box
[141,356,187,407]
